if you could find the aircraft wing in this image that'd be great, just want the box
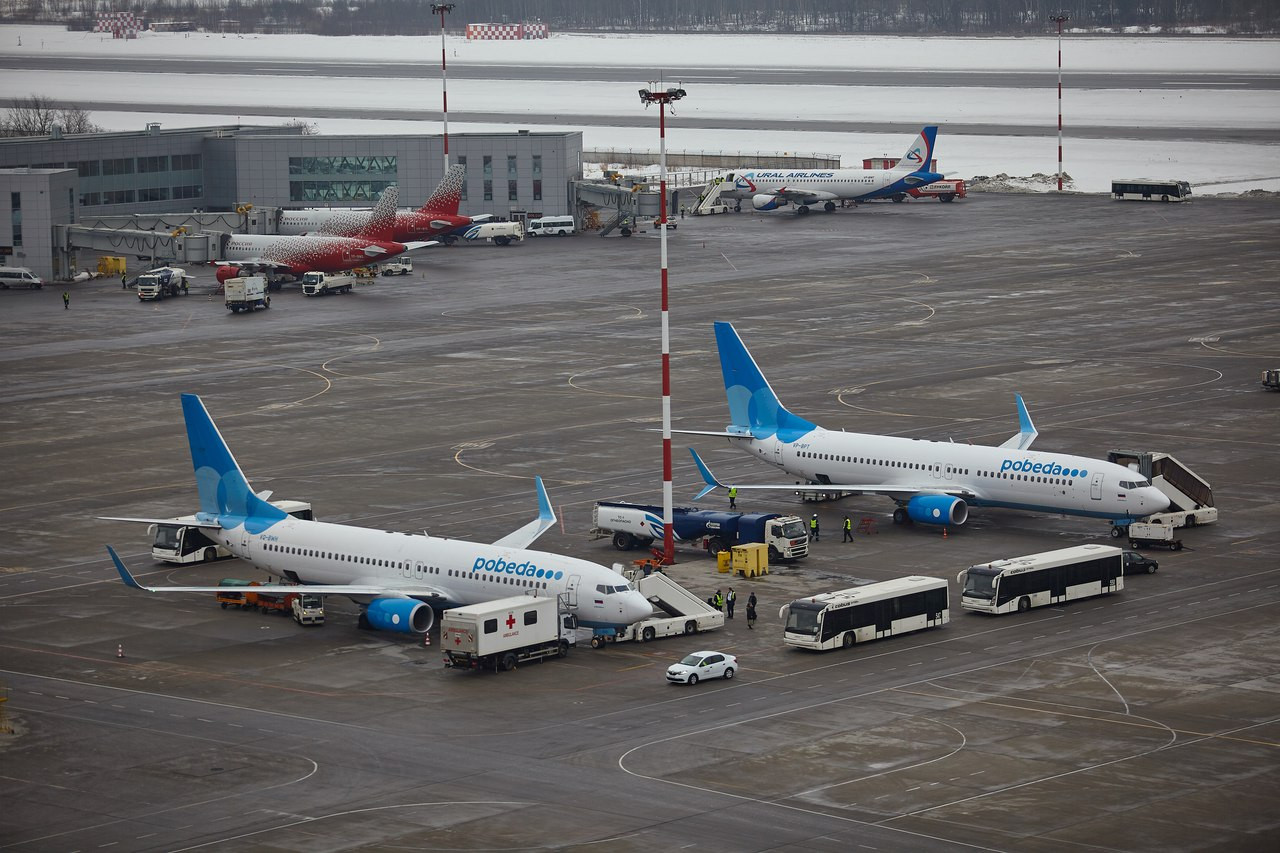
[769,187,832,205]
[688,448,977,501]
[490,476,556,549]
[398,240,441,252]
[212,258,293,269]
[107,546,450,601]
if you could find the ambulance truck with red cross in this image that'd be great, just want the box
[441,594,576,672]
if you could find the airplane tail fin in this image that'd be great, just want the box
[419,164,465,215]
[713,321,817,440]
[182,394,286,528]
[358,185,400,241]
[893,126,938,173]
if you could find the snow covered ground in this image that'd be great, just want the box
[3,25,1278,194]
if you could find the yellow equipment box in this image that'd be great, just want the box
[731,543,769,577]
[716,550,732,573]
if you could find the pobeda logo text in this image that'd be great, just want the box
[473,556,565,580]
[1000,459,1086,478]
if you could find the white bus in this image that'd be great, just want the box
[1111,179,1192,202]
[782,576,949,651]
[151,500,313,564]
[958,544,1123,615]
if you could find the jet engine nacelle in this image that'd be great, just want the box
[752,194,786,211]
[907,494,969,526]
[365,597,434,634]
[216,265,242,284]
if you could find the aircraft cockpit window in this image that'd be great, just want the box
[597,584,608,593]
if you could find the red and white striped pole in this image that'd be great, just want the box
[640,85,687,565]
[1051,13,1069,192]
[432,3,455,174]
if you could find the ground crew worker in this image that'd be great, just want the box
[809,513,820,541]
[728,486,738,509]
[62,291,70,309]
[843,515,854,542]
[713,589,724,612]
[726,588,736,619]
[121,272,128,290]
[746,593,757,629]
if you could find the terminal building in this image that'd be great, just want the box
[0,123,584,280]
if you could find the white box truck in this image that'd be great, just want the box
[224,276,270,312]
[301,271,357,295]
[441,594,575,672]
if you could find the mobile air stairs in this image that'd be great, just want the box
[1107,449,1218,546]
[692,174,736,215]
[586,568,724,647]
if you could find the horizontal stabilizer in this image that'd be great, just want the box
[99,515,222,529]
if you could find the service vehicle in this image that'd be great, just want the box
[587,569,724,647]
[301,271,357,295]
[379,258,413,275]
[1111,178,1192,202]
[1122,550,1159,575]
[135,267,190,301]
[1107,449,1217,533]
[224,275,271,312]
[290,593,325,625]
[1126,521,1183,551]
[958,544,1123,615]
[151,500,313,564]
[781,576,949,651]
[0,267,44,289]
[666,650,737,685]
[461,221,524,246]
[907,178,965,202]
[592,500,808,560]
[441,594,575,672]
[1262,369,1280,391]
[216,578,254,609]
[526,215,576,236]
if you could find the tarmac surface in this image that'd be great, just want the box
[1,193,1279,852]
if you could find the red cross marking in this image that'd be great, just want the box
[506,613,516,630]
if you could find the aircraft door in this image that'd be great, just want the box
[1090,472,1104,500]
[774,441,784,466]
[944,463,955,481]
[565,574,581,608]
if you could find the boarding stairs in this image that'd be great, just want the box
[1108,449,1217,527]
[692,174,735,214]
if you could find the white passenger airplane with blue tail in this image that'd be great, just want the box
[105,394,651,635]
[682,322,1169,531]
[716,126,944,213]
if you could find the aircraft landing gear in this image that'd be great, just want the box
[892,506,908,525]
[824,201,837,212]
[797,205,811,215]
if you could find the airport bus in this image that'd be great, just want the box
[1111,179,1192,202]
[151,500,313,564]
[782,576,949,650]
[958,544,1123,615]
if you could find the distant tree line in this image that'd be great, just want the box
[3,0,1276,35]
[1,95,102,137]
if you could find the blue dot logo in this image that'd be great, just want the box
[554,571,564,580]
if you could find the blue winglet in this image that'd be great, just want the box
[689,448,725,501]
[534,475,555,523]
[106,545,145,590]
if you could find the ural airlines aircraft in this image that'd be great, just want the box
[105,394,651,635]
[278,165,477,243]
[682,322,1170,529]
[214,185,435,283]
[717,126,943,213]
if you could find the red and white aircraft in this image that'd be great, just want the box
[215,185,434,283]
[277,165,478,243]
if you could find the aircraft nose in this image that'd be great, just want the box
[1149,488,1171,512]
[623,590,652,624]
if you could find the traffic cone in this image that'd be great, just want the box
[423,633,431,647]
[942,527,948,539]
[116,644,125,659]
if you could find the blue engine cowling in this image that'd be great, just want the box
[365,597,434,634]
[906,494,969,526]
[753,194,785,211]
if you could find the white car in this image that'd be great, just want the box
[666,650,737,685]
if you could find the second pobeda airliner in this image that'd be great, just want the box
[683,322,1170,529]
[105,395,651,635]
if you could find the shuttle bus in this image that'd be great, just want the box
[782,576,949,651]
[1111,179,1192,202]
[958,544,1123,615]
[151,500,313,564]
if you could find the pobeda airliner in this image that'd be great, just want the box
[683,322,1170,530]
[105,395,651,635]
[717,126,944,213]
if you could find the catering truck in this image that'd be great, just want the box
[224,276,270,312]
[592,501,809,560]
[441,594,575,672]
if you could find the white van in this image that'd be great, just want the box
[0,267,44,289]
[527,215,576,237]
